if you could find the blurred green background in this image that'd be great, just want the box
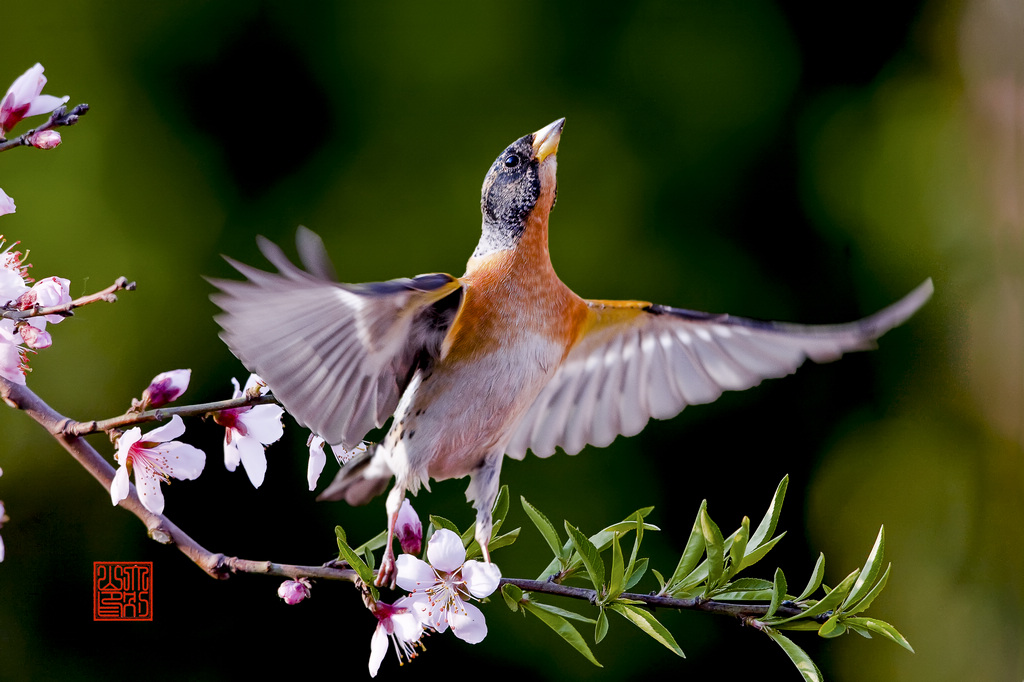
[1,1,1020,680]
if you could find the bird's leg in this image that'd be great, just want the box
[475,509,493,564]
[466,452,503,565]
[375,486,405,588]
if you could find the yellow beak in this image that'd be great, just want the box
[532,118,564,163]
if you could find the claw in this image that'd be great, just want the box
[375,545,397,589]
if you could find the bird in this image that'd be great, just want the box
[210,118,933,587]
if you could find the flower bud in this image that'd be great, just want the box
[27,130,61,149]
[396,498,422,555]
[277,578,311,605]
[141,369,191,409]
[18,324,51,349]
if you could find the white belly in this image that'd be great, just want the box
[380,335,563,486]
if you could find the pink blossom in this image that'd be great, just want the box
[110,415,206,515]
[0,325,27,384]
[396,528,501,644]
[277,578,312,605]
[307,434,327,490]
[369,597,426,677]
[396,499,422,555]
[306,435,369,490]
[18,324,50,349]
[27,130,60,149]
[213,374,284,488]
[140,369,191,409]
[0,190,14,216]
[17,276,71,325]
[0,63,69,137]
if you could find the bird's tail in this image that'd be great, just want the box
[316,444,391,506]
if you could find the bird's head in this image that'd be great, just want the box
[473,118,563,258]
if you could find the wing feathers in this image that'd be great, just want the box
[211,231,463,449]
[507,279,933,460]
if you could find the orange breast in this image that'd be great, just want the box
[445,212,589,363]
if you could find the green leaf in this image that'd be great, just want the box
[429,515,461,535]
[795,553,825,602]
[527,600,597,624]
[624,557,649,592]
[334,526,376,599]
[736,532,786,573]
[522,600,602,666]
[749,475,788,549]
[362,546,375,572]
[845,617,915,652]
[726,516,750,581]
[627,512,644,579]
[609,533,625,601]
[460,521,476,547]
[668,500,707,589]
[502,583,523,612]
[719,577,775,591]
[566,522,606,592]
[491,485,510,534]
[536,510,657,581]
[352,529,388,555]
[843,526,885,612]
[768,569,860,625]
[608,603,685,658]
[774,620,824,631]
[767,568,788,619]
[700,508,726,593]
[521,496,567,562]
[595,608,609,643]
[818,613,847,638]
[709,577,774,601]
[652,568,667,591]
[466,527,521,560]
[846,564,891,616]
[763,627,824,682]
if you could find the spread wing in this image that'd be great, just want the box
[505,279,933,459]
[210,227,464,449]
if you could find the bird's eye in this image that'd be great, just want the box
[503,154,520,168]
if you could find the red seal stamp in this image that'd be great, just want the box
[93,561,153,621]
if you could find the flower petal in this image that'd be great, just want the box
[307,438,326,491]
[144,414,187,443]
[239,404,284,444]
[426,528,466,573]
[395,554,435,592]
[133,466,166,515]
[223,438,241,472]
[110,463,130,506]
[449,600,488,644]
[368,623,388,678]
[0,188,15,216]
[24,93,68,118]
[159,441,206,481]
[115,427,143,464]
[236,436,268,488]
[462,560,502,598]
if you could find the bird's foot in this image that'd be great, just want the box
[375,546,397,589]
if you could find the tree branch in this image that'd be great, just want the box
[0,377,344,583]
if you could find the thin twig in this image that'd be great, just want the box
[499,577,817,622]
[67,393,282,436]
[1,276,135,322]
[0,103,89,153]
